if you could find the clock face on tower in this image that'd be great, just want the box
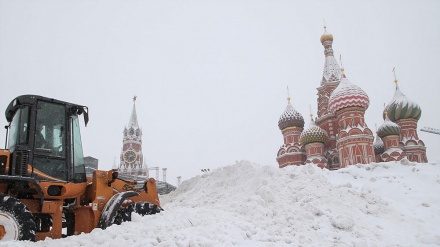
[123,150,137,163]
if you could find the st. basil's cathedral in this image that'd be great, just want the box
[276,27,428,169]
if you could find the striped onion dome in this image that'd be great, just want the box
[373,134,384,155]
[328,76,370,114]
[384,85,421,122]
[300,119,329,146]
[377,114,401,138]
[278,100,304,130]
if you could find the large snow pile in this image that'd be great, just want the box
[3,160,440,247]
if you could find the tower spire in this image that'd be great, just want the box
[128,96,139,129]
[287,86,291,104]
[320,25,341,85]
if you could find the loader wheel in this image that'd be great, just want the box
[133,202,150,216]
[149,204,160,215]
[35,214,52,232]
[0,195,36,241]
[113,202,153,225]
[113,204,134,225]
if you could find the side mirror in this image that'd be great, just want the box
[69,106,89,127]
[83,107,89,127]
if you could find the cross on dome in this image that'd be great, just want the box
[392,67,398,88]
[339,55,346,78]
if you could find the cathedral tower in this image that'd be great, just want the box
[300,113,329,168]
[315,27,341,167]
[383,75,427,162]
[119,96,147,176]
[328,71,376,168]
[377,113,406,161]
[276,96,306,168]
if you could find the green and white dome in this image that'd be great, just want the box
[384,85,421,122]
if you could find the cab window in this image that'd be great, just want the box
[8,106,30,150]
[71,115,86,182]
[33,101,67,181]
[35,101,66,157]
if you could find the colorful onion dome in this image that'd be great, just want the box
[300,120,329,146]
[328,76,370,114]
[373,134,384,155]
[377,114,402,138]
[320,27,333,43]
[384,85,421,122]
[278,99,304,130]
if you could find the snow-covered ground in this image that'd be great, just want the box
[2,160,440,247]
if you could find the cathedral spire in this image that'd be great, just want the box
[320,26,341,85]
[128,95,139,129]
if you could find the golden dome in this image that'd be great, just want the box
[320,32,333,43]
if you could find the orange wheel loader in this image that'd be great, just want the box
[0,95,162,242]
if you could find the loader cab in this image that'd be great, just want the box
[5,95,89,183]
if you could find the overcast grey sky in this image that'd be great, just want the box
[1,0,439,185]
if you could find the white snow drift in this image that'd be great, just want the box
[2,160,440,247]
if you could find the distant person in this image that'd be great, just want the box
[35,123,47,148]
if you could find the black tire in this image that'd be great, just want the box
[134,202,150,216]
[34,214,52,232]
[113,204,134,225]
[113,202,156,225]
[150,204,158,215]
[0,195,36,241]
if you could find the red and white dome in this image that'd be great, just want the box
[328,77,370,114]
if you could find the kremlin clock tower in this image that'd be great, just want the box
[119,96,148,176]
